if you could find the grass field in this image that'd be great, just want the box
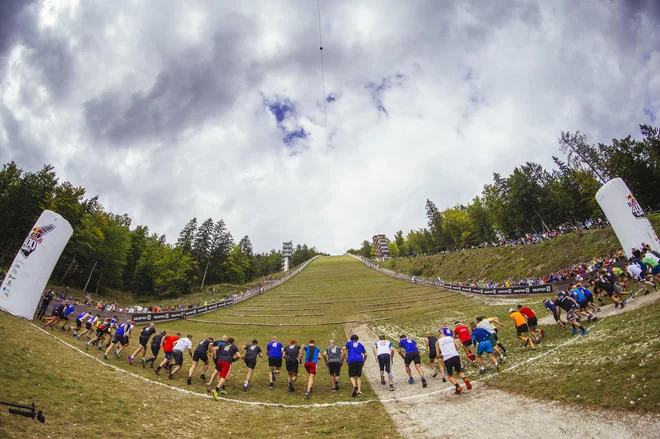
[1,256,658,438]
[376,213,660,283]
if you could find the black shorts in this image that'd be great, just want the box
[327,362,341,375]
[516,324,529,335]
[173,350,184,366]
[244,358,257,370]
[348,361,364,377]
[404,352,421,365]
[579,299,589,309]
[96,328,104,338]
[85,322,92,330]
[527,317,538,327]
[75,319,83,328]
[193,350,208,363]
[378,354,392,373]
[151,345,160,357]
[285,359,299,373]
[139,337,150,348]
[112,335,128,345]
[268,357,282,368]
[462,340,472,348]
[444,356,462,376]
[428,352,438,361]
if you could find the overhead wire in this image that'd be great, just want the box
[317,0,331,190]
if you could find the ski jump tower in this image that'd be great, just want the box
[282,241,293,272]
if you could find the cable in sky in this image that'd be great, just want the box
[317,0,331,189]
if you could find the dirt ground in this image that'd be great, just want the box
[347,323,660,439]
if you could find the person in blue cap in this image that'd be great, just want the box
[397,335,427,388]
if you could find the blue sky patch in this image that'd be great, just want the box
[643,105,657,123]
[283,127,308,146]
[267,98,295,124]
[326,94,336,103]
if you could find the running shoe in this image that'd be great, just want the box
[580,328,587,336]
[103,353,108,360]
[356,392,363,397]
[142,358,146,368]
[155,368,160,375]
[380,375,385,385]
[288,381,295,392]
[200,374,206,381]
[332,386,337,392]
[464,378,472,390]
[269,383,274,390]
[335,381,339,391]
[479,368,485,375]
[621,301,626,309]
[455,385,463,394]
[422,378,427,388]
[128,356,133,366]
[615,303,619,309]
[496,363,502,373]
[540,329,546,338]
[352,386,358,397]
[115,353,120,359]
[206,382,212,393]
[442,376,447,383]
[187,377,192,385]
[86,335,91,340]
[531,346,536,351]
[76,335,80,340]
[389,384,394,391]
[305,391,310,399]
[571,329,578,336]
[85,342,89,350]
[629,291,634,298]
[500,356,506,363]
[220,389,227,395]
[592,316,598,321]
[408,377,414,384]
[168,374,173,380]
[243,385,249,392]
[212,389,219,401]
[535,338,541,344]
[432,371,438,378]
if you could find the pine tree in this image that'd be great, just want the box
[176,217,197,252]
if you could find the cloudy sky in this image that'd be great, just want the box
[1,0,659,254]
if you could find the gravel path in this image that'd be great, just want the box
[347,323,660,439]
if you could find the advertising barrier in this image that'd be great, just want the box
[130,256,320,322]
[348,254,553,295]
[0,210,73,319]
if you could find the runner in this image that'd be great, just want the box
[283,339,301,393]
[144,330,166,368]
[570,285,597,321]
[42,302,65,330]
[103,320,133,360]
[128,323,157,366]
[372,335,395,391]
[186,336,213,384]
[397,335,427,388]
[241,339,262,391]
[155,332,180,374]
[555,291,587,336]
[470,323,502,374]
[86,317,110,350]
[342,334,367,397]
[169,334,193,379]
[301,340,321,399]
[543,298,566,327]
[516,304,543,340]
[509,308,536,350]
[475,316,506,362]
[453,321,477,365]
[323,339,343,392]
[69,311,91,335]
[438,327,472,394]
[425,331,446,382]
[266,336,284,389]
[59,303,76,331]
[77,313,100,340]
[210,337,241,399]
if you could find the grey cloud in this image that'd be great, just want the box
[0,0,37,58]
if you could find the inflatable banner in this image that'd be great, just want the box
[0,210,73,319]
[596,178,660,258]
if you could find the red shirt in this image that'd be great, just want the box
[454,325,471,343]
[519,307,536,319]
[163,335,180,352]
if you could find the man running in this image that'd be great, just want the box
[169,334,193,379]
[372,335,395,391]
[86,317,110,350]
[555,291,587,336]
[59,303,76,331]
[186,336,214,385]
[425,331,446,382]
[476,316,507,362]
[77,313,100,340]
[470,322,502,374]
[342,334,367,397]
[266,336,284,389]
[144,330,166,368]
[454,321,477,365]
[69,311,91,336]
[241,339,262,391]
[543,298,566,328]
[509,308,536,350]
[302,340,321,399]
[438,328,472,394]
[42,302,65,330]
[283,339,301,392]
[155,332,180,374]
[517,304,543,339]
[570,285,597,321]
[103,320,133,360]
[398,335,427,388]
[210,337,241,398]
[128,323,157,366]
[323,339,343,392]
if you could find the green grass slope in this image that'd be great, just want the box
[377,214,660,283]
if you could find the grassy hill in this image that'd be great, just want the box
[376,214,660,283]
[1,256,657,438]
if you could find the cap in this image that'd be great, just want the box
[508,308,515,313]
[441,328,453,337]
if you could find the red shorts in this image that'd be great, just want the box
[304,362,317,374]
[216,361,231,379]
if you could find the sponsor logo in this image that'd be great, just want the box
[20,224,56,258]
[627,193,645,218]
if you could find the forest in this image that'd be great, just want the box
[349,125,660,258]
[0,164,323,296]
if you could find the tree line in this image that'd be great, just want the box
[348,124,659,258]
[0,162,324,296]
